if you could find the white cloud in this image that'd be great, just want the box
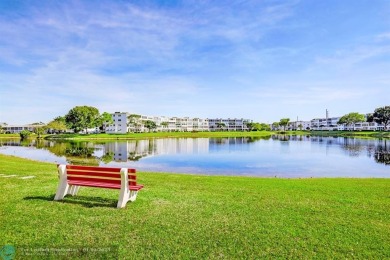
[376,32,390,42]
[0,0,389,124]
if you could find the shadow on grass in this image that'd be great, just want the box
[24,195,117,208]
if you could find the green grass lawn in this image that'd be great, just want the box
[2,130,388,142]
[1,155,389,259]
[310,130,390,139]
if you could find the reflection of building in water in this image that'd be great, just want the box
[103,139,210,162]
[309,136,390,158]
[104,142,129,162]
[154,138,209,154]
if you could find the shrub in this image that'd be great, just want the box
[19,130,31,139]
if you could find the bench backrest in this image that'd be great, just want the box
[65,165,137,186]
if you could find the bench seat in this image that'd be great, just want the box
[54,164,144,208]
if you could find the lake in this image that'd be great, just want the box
[0,136,389,177]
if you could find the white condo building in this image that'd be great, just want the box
[105,112,129,134]
[208,118,252,131]
[104,112,252,133]
[288,121,311,131]
[1,124,43,134]
[311,116,384,131]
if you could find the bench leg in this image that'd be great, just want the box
[117,190,139,208]
[67,185,80,196]
[129,190,138,202]
[54,164,69,201]
[117,189,130,208]
[54,181,69,200]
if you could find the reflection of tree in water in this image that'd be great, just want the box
[101,152,114,164]
[272,135,290,142]
[374,140,390,165]
[128,152,144,161]
[47,142,69,156]
[65,147,95,157]
[340,138,364,157]
[64,146,99,165]
[46,141,100,166]
[127,140,151,161]
[20,139,34,147]
[246,136,271,143]
[66,157,99,166]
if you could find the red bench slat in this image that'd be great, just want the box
[67,171,121,178]
[64,165,141,189]
[67,180,144,190]
[66,165,125,172]
[68,180,121,189]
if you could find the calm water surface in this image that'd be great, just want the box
[0,136,389,177]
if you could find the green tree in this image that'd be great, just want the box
[247,122,270,131]
[65,106,100,133]
[19,130,31,139]
[144,120,157,132]
[97,112,114,131]
[0,123,6,134]
[259,123,271,131]
[47,118,68,133]
[33,126,46,139]
[366,113,374,123]
[127,114,142,132]
[272,122,280,130]
[298,124,303,131]
[373,106,390,130]
[160,122,169,131]
[338,112,365,130]
[246,122,255,131]
[279,118,290,131]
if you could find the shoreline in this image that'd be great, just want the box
[1,130,389,140]
[1,154,388,179]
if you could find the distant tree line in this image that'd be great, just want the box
[16,106,113,139]
[270,106,390,132]
[338,106,390,130]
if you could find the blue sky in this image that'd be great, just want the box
[1,0,389,124]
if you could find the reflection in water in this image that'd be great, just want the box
[0,136,389,176]
[0,137,272,164]
[272,135,290,142]
[340,138,365,157]
[374,140,390,165]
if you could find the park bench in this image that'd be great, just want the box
[54,164,143,208]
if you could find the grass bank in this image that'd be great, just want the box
[0,133,21,139]
[1,154,389,259]
[3,130,388,141]
[310,130,390,139]
[43,130,390,140]
[45,131,274,140]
